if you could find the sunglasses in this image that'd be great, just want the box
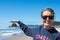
[42,15,54,20]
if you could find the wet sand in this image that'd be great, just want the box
[5,34,33,40]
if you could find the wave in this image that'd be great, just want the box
[0,27,23,40]
[0,30,23,36]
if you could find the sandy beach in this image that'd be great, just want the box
[5,28,60,40]
[5,34,33,40]
[55,28,60,32]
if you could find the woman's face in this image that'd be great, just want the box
[41,10,54,27]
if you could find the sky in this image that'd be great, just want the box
[0,0,60,28]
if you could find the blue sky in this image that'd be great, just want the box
[0,0,60,28]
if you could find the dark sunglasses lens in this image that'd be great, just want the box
[49,16,54,19]
[42,16,47,19]
[42,16,54,20]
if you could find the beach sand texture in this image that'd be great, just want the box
[5,34,33,40]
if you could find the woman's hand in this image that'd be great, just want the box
[10,20,20,23]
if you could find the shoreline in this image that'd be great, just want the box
[5,34,33,40]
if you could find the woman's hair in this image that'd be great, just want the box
[41,8,55,16]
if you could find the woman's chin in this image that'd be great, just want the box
[44,24,51,27]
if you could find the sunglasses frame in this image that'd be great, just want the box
[41,15,54,20]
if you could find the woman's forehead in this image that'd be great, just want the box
[42,10,54,16]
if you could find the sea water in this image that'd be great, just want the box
[0,27,23,40]
[0,25,36,40]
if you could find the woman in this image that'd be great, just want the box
[10,8,60,40]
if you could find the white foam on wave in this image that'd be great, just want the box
[0,30,23,36]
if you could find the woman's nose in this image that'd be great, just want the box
[46,17,49,20]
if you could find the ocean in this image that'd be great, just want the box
[0,27,23,40]
[0,25,39,40]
